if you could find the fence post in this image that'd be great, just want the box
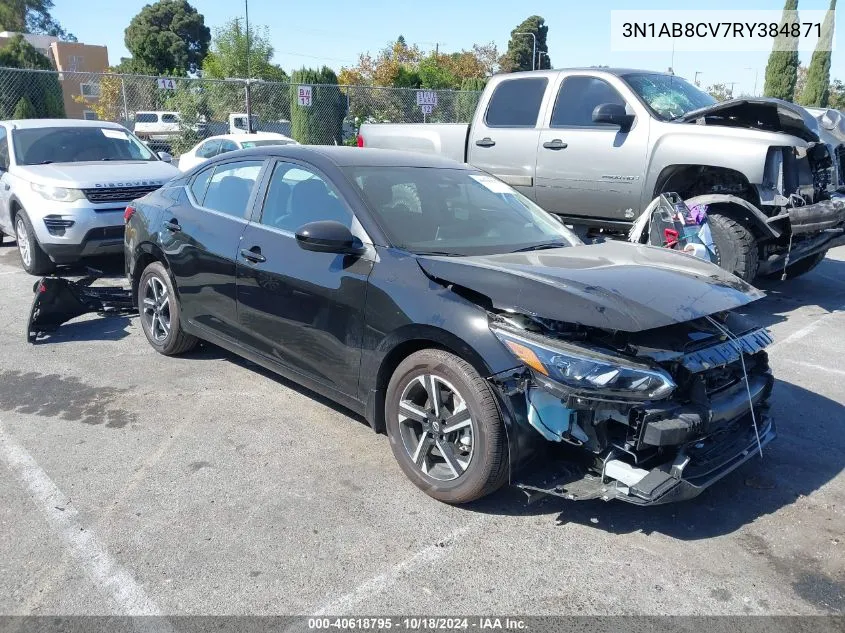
[121,76,129,122]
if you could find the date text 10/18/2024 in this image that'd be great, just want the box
[308,618,528,630]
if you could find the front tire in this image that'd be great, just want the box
[15,211,55,276]
[138,261,198,356]
[707,211,759,282]
[385,349,509,504]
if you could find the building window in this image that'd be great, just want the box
[68,55,83,72]
[83,110,99,120]
[80,82,100,98]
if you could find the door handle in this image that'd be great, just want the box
[163,220,181,232]
[475,137,496,148]
[542,139,568,150]
[240,247,266,264]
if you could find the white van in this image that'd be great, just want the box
[133,111,182,141]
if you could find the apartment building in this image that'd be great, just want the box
[0,32,109,119]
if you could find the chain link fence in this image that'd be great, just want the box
[0,66,483,155]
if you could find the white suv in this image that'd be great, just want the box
[0,119,180,275]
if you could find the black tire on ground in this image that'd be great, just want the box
[138,261,198,356]
[14,210,55,276]
[706,211,759,282]
[763,250,827,281]
[385,349,509,504]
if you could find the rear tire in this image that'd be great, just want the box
[138,261,198,356]
[385,349,509,504]
[14,210,55,276]
[707,211,759,282]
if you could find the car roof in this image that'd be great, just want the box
[219,132,295,143]
[500,67,677,80]
[213,145,472,169]
[0,118,126,130]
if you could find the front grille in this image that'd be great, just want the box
[82,185,161,204]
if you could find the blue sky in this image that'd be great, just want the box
[52,0,842,95]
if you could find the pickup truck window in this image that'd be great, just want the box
[346,166,579,256]
[484,78,548,128]
[551,76,626,128]
[135,113,158,123]
[622,73,716,121]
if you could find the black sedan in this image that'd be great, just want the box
[124,145,775,505]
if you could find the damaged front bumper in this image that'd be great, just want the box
[489,322,777,506]
[516,413,776,506]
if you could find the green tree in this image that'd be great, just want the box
[290,66,347,144]
[500,16,551,72]
[0,34,64,118]
[418,53,456,89]
[202,19,288,82]
[829,78,845,109]
[12,96,36,118]
[456,77,486,121]
[706,83,733,101]
[763,0,800,100]
[797,0,836,106]
[124,0,210,75]
[0,0,75,40]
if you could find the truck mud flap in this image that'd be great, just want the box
[27,270,137,343]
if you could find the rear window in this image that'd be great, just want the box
[484,78,548,128]
[135,113,157,123]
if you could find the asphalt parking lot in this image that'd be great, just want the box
[0,241,843,617]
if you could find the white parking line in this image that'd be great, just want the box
[781,359,845,377]
[768,302,845,352]
[311,520,480,615]
[0,423,169,623]
[0,269,24,275]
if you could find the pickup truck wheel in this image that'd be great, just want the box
[707,212,759,282]
[138,262,198,356]
[762,250,827,281]
[15,211,55,276]
[385,349,509,504]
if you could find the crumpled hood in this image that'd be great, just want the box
[417,241,764,332]
[15,161,179,188]
[678,97,820,143]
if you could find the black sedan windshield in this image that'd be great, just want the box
[13,126,156,165]
[345,166,580,256]
[623,73,717,121]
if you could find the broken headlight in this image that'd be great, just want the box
[492,328,676,401]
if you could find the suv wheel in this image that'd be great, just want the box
[385,349,509,504]
[15,211,55,276]
[138,261,198,355]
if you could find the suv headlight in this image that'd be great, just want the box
[31,183,86,203]
[492,328,676,401]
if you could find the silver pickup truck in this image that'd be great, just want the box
[359,68,845,281]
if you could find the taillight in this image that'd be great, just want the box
[124,206,136,223]
[356,134,364,147]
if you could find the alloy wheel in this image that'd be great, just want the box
[397,374,475,481]
[15,217,30,268]
[142,275,171,342]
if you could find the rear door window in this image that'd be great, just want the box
[484,78,548,127]
[201,160,264,218]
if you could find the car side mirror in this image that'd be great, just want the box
[157,151,173,163]
[295,220,365,255]
[592,103,634,132]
